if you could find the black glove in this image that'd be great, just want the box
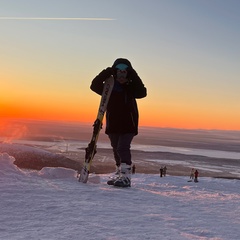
[91,67,113,95]
[127,67,138,80]
[101,67,114,79]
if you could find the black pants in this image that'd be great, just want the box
[108,133,135,166]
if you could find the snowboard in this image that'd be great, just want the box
[78,76,114,183]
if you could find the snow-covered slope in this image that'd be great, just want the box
[0,142,81,170]
[1,153,239,240]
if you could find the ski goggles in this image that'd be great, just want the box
[115,63,128,70]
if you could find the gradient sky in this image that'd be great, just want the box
[1,0,240,130]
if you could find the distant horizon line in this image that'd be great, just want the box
[1,117,240,133]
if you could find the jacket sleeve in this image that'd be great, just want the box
[90,68,113,95]
[128,69,147,99]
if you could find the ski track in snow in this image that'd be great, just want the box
[0,153,240,240]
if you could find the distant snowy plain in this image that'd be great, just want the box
[1,149,240,240]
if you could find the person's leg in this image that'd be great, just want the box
[108,134,121,170]
[107,133,134,187]
[113,133,134,187]
[107,134,121,185]
[115,133,134,165]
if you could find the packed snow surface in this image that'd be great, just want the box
[0,152,240,240]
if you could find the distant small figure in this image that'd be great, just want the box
[160,166,163,177]
[190,168,194,180]
[163,166,167,176]
[132,164,136,174]
[194,169,199,182]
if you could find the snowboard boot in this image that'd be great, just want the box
[115,165,121,176]
[107,176,119,185]
[114,163,131,187]
[107,165,121,185]
[115,165,121,175]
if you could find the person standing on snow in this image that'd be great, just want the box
[190,168,195,180]
[90,58,147,187]
[160,166,163,178]
[194,169,199,182]
[163,166,167,176]
[132,164,136,174]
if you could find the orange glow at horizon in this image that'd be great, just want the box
[1,87,239,131]
[1,100,240,131]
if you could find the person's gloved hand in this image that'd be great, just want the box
[127,67,138,81]
[101,67,114,79]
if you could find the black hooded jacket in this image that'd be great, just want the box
[90,58,147,135]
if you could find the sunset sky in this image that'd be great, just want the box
[1,0,240,130]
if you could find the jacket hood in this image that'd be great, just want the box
[112,58,133,69]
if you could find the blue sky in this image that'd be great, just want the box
[1,0,240,130]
